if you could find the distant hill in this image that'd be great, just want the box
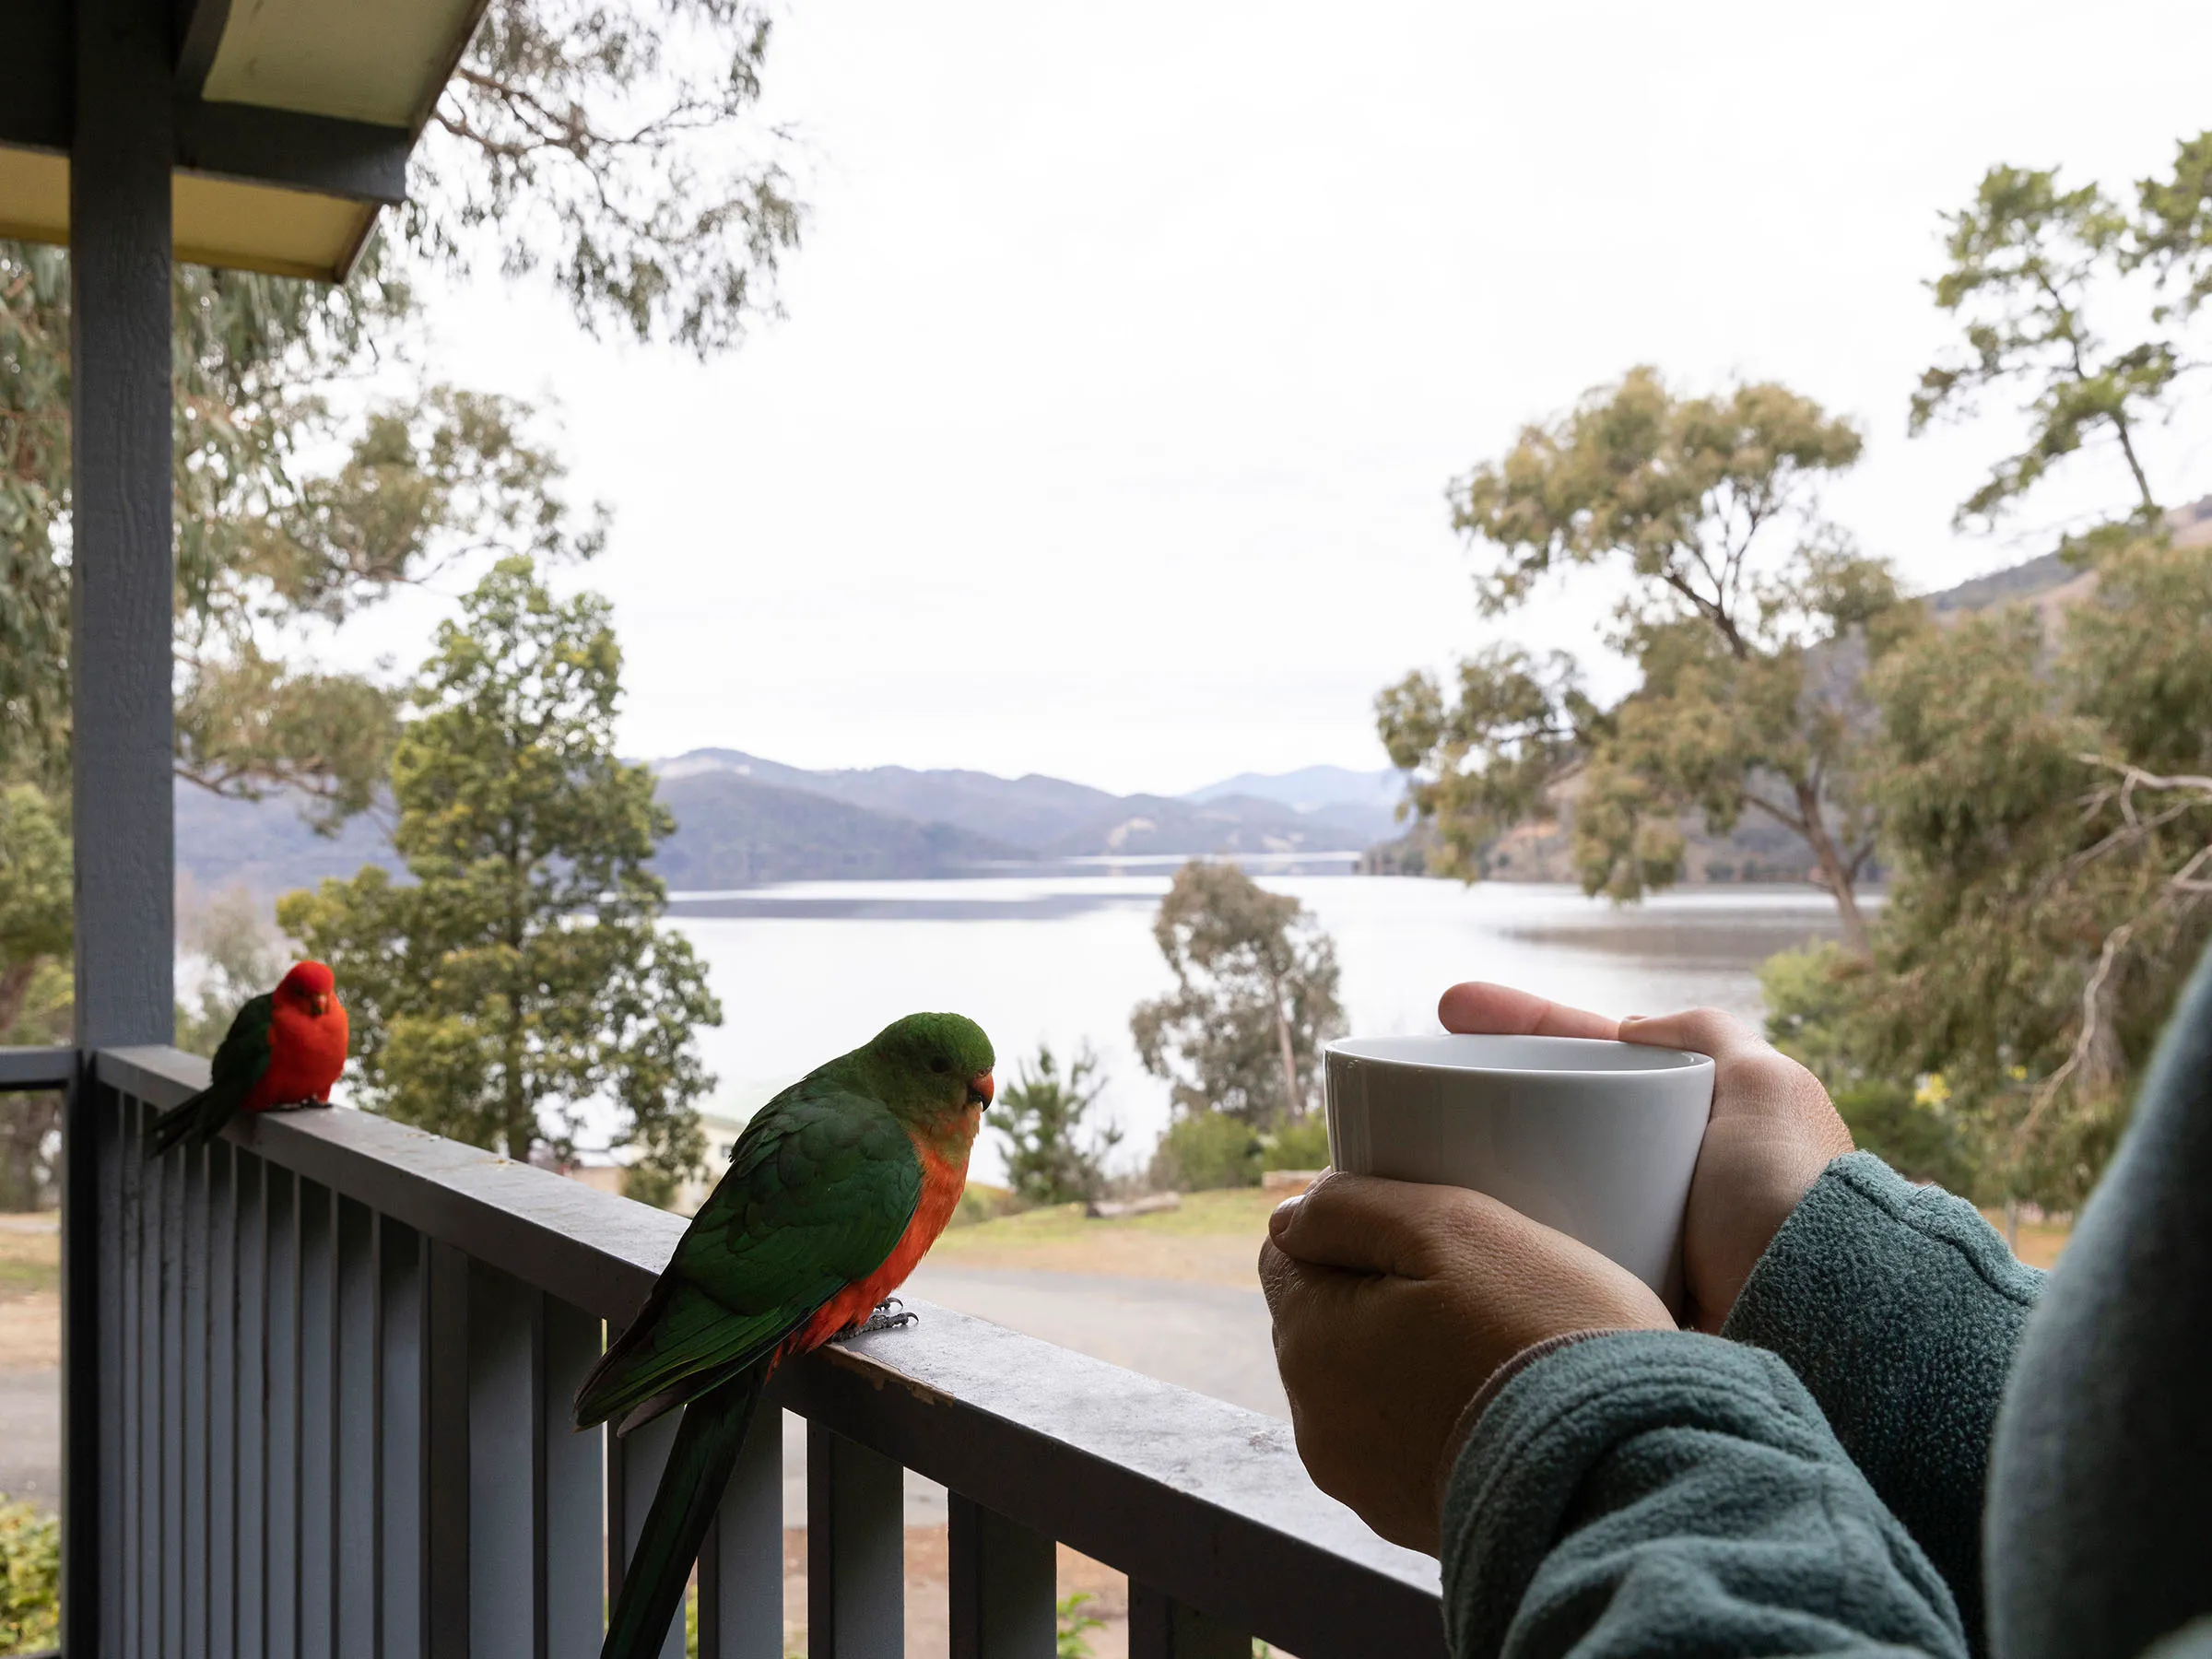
[1182,764,1407,844]
[652,750,1372,866]
[653,771,1027,885]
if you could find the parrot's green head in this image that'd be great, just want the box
[861,1012,996,1122]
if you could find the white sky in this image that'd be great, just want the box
[337,0,2212,797]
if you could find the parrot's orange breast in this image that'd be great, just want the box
[245,999,349,1112]
[785,1105,980,1357]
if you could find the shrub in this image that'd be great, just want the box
[989,1043,1122,1206]
[0,1497,59,1656]
[1261,1115,1331,1171]
[1149,1112,1263,1191]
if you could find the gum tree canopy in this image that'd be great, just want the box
[1378,366,1908,951]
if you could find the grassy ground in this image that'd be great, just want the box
[936,1185,2074,1285]
[933,1189,1283,1289]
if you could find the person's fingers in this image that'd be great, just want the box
[1617,1006,1765,1060]
[1438,982,1619,1040]
[1267,1173,1447,1275]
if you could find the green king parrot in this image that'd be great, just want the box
[575,1010,996,1659]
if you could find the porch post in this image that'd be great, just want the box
[69,0,175,1047]
[66,1,176,1654]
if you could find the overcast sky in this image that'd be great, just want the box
[341,0,2212,797]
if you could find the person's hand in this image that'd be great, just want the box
[1258,1171,1672,1555]
[1438,982,1853,1333]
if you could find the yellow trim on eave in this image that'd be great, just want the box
[0,145,379,282]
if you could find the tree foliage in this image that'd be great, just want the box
[1845,541,2212,1207]
[1910,134,2212,541]
[280,559,720,1201]
[987,1042,1122,1206]
[417,0,803,354]
[0,0,803,1037]
[1131,860,1345,1128]
[1829,128,2212,1208]
[1381,366,1908,947]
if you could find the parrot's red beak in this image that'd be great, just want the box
[968,1071,994,1108]
[312,994,331,1016]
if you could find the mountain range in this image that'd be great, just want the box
[174,755,1410,896]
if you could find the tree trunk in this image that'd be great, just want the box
[1272,988,1301,1122]
[1794,782,1870,955]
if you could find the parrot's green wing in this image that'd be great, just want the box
[147,993,275,1157]
[574,1073,922,1429]
[209,994,276,1095]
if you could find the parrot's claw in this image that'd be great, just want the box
[853,1297,917,1336]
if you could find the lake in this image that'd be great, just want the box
[666,875,1848,1185]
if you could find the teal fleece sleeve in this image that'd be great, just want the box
[1723,1153,2044,1650]
[1441,1330,1967,1659]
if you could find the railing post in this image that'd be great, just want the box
[695,1404,783,1659]
[807,1422,903,1659]
[1128,1583,1252,1659]
[424,1241,472,1659]
[542,1299,607,1659]
[948,1492,1056,1659]
[609,1408,688,1659]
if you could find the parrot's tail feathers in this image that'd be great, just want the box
[613,1352,760,1438]
[145,1088,215,1159]
[600,1370,762,1659]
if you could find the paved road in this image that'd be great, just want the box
[0,1367,59,1510]
[779,1266,1286,1524]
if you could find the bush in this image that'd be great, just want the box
[1832,1081,1981,1197]
[0,1496,60,1656]
[989,1043,1122,1206]
[1261,1114,1331,1171]
[1149,1112,1263,1191]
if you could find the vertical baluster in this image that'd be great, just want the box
[378,1221,426,1659]
[94,1083,127,1658]
[1126,1584,1251,1659]
[696,1405,783,1659]
[297,1182,336,1659]
[336,1200,378,1652]
[120,1097,146,1653]
[423,1243,471,1659]
[542,1298,605,1659]
[466,1262,538,1659]
[806,1424,903,1659]
[207,1143,238,1659]
[182,1143,209,1659]
[948,1493,1055,1659]
[264,1168,300,1659]
[160,1135,184,1658]
[609,1409,688,1659]
[237,1153,268,1659]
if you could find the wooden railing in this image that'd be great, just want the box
[32,1044,1444,1658]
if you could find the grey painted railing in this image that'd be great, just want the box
[50,1044,1443,1658]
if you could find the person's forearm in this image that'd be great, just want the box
[1722,1152,2042,1650]
[1441,1331,1967,1659]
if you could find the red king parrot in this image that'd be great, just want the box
[575,1010,995,1659]
[147,960,348,1158]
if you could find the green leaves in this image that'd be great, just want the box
[1131,861,1345,1129]
[416,0,804,355]
[988,1042,1121,1206]
[1450,365,1864,644]
[1390,367,1891,940]
[280,559,721,1199]
[1912,138,2212,528]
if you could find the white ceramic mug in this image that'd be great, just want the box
[1323,1034,1714,1303]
